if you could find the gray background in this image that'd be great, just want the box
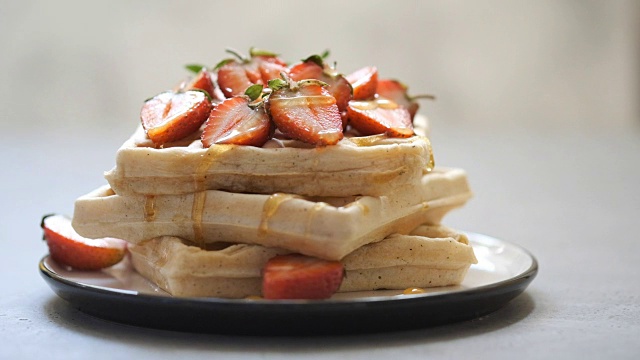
[1,1,639,359]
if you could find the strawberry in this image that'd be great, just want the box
[202,86,272,147]
[262,254,344,300]
[41,214,127,271]
[346,66,378,100]
[216,48,288,98]
[347,99,414,137]
[140,90,212,146]
[289,54,352,120]
[267,76,344,146]
[180,67,216,100]
[180,64,226,102]
[376,79,435,119]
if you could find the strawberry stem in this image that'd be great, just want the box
[225,48,248,63]
[410,94,437,101]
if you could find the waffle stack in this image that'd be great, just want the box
[71,119,476,298]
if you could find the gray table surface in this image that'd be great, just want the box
[2,119,639,359]
[2,1,639,358]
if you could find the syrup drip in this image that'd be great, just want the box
[144,195,156,222]
[304,202,327,237]
[193,145,232,192]
[259,193,297,235]
[348,134,387,147]
[191,191,206,248]
[403,287,425,295]
[418,136,435,172]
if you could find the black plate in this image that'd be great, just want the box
[40,232,537,336]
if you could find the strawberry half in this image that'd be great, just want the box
[347,99,414,137]
[346,66,378,100]
[216,48,288,98]
[140,90,213,146]
[41,214,127,271]
[289,55,352,118]
[202,94,272,147]
[267,76,344,146]
[262,254,344,300]
[376,79,435,119]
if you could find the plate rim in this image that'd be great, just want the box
[39,232,538,334]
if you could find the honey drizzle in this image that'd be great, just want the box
[191,191,206,248]
[403,287,425,295]
[190,145,232,249]
[194,145,231,192]
[259,193,297,235]
[348,134,387,147]
[304,202,327,237]
[418,136,435,172]
[144,195,156,222]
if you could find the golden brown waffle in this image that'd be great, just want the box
[73,168,472,260]
[129,225,477,298]
[104,124,434,197]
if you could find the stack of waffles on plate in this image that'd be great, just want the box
[71,49,477,298]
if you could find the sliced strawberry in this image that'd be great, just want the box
[346,66,378,100]
[262,254,344,300]
[289,57,352,118]
[202,96,272,147]
[182,68,216,100]
[347,99,414,137]
[140,90,212,146]
[216,49,288,98]
[267,77,344,146]
[217,60,254,98]
[41,214,127,271]
[376,79,434,119]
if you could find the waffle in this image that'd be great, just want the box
[73,168,471,260]
[104,120,434,197]
[129,225,477,298]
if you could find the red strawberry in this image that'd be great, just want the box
[289,56,352,118]
[346,66,378,100]
[262,254,344,300]
[267,77,344,146]
[347,99,414,138]
[182,68,216,100]
[202,95,272,147]
[376,79,435,119]
[216,48,288,98]
[41,214,127,271]
[140,90,212,146]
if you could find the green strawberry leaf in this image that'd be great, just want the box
[185,64,206,74]
[245,84,264,101]
[267,78,287,92]
[249,47,279,58]
[213,58,235,71]
[302,54,324,67]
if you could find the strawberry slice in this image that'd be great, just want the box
[347,99,414,137]
[346,66,378,100]
[289,55,352,118]
[267,77,344,146]
[202,95,272,147]
[140,90,213,146]
[376,79,434,119]
[180,68,216,100]
[216,48,288,98]
[41,214,127,271]
[262,254,344,300]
